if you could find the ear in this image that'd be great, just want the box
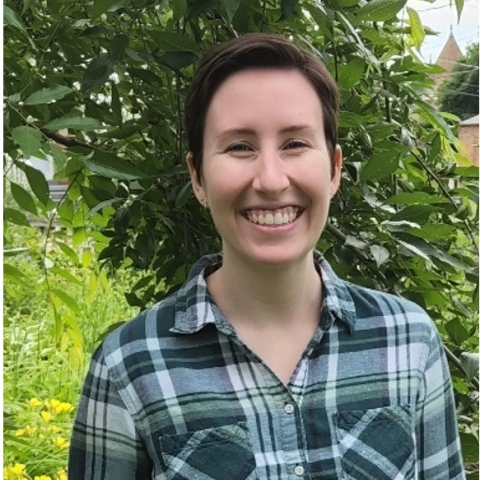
[330,145,343,197]
[187,152,207,206]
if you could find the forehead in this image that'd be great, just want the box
[204,68,324,135]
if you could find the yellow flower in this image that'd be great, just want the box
[15,428,25,437]
[4,463,26,479]
[48,425,61,434]
[34,476,52,480]
[53,436,70,449]
[48,399,61,411]
[10,463,26,475]
[29,398,42,407]
[57,402,74,414]
[25,425,36,436]
[55,471,67,480]
[41,411,52,422]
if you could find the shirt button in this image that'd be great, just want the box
[284,403,295,414]
[294,465,305,476]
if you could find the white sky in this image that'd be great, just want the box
[407,0,479,62]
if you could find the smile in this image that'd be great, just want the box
[242,206,303,226]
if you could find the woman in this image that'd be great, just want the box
[69,33,464,479]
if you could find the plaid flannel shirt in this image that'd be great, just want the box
[69,251,464,480]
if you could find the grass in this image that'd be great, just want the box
[4,225,138,478]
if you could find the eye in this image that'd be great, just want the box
[226,143,254,153]
[284,139,308,150]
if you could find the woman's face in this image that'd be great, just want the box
[188,68,342,269]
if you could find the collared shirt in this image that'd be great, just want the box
[69,252,464,480]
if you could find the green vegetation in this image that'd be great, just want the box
[4,0,479,476]
[4,225,137,478]
[439,43,479,121]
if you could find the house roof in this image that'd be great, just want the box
[435,33,463,73]
[460,115,479,126]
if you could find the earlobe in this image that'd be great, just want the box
[186,152,206,205]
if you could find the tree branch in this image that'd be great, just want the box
[39,128,92,149]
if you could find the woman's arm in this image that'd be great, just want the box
[68,345,152,479]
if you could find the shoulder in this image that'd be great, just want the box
[344,281,438,341]
[100,293,178,363]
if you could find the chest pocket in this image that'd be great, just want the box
[159,423,256,480]
[334,405,415,480]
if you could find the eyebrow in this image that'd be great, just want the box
[215,125,314,140]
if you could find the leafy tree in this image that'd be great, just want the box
[439,42,479,120]
[4,0,479,474]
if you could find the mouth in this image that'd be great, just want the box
[241,206,304,227]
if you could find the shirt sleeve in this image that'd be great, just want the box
[415,323,465,480]
[68,344,152,479]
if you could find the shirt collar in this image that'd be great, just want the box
[171,251,356,335]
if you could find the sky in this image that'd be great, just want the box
[407,0,479,62]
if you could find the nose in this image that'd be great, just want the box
[252,151,290,196]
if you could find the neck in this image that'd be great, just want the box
[207,250,322,328]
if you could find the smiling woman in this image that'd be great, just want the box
[69,34,465,480]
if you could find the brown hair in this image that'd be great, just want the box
[185,33,339,181]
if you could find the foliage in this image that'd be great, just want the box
[4,225,137,475]
[438,42,480,120]
[4,397,72,480]
[4,0,479,474]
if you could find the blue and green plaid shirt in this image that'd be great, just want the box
[69,252,464,479]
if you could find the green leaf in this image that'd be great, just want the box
[44,116,101,131]
[4,263,30,288]
[51,288,81,314]
[91,0,124,18]
[82,54,113,94]
[172,0,187,21]
[4,6,27,33]
[386,192,446,205]
[56,240,80,264]
[220,0,241,22]
[24,164,50,205]
[24,85,73,105]
[445,319,470,345]
[4,207,31,227]
[4,263,28,279]
[391,205,439,223]
[148,31,199,52]
[361,152,399,181]
[337,58,365,90]
[11,126,42,157]
[397,239,433,264]
[280,0,300,20]
[111,83,122,124]
[416,101,457,144]
[10,182,37,215]
[406,8,424,49]
[50,266,82,285]
[82,150,147,180]
[357,0,407,21]
[175,182,192,208]
[370,245,389,267]
[460,353,479,382]
[109,34,128,62]
[454,0,464,22]
[155,51,198,71]
[407,224,455,240]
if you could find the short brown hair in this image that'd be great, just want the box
[185,33,339,180]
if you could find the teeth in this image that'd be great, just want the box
[245,207,301,227]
